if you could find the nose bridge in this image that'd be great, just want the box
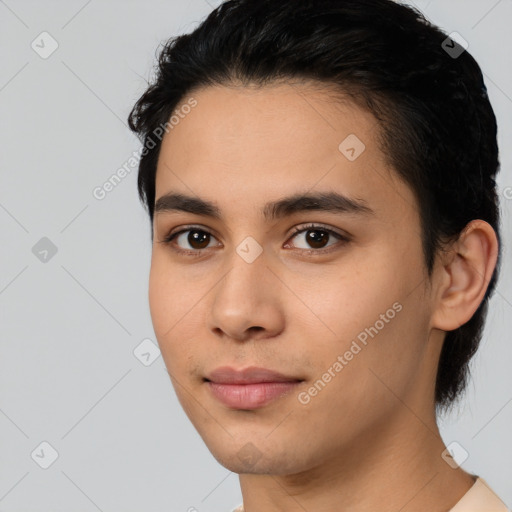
[208,238,284,339]
[221,237,271,302]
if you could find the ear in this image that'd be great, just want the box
[431,220,499,332]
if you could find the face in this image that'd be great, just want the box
[149,82,440,475]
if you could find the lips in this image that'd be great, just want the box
[204,366,303,409]
[205,366,302,384]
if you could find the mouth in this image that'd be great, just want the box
[204,366,304,410]
[205,381,303,410]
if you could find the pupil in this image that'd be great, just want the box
[189,230,210,249]
[307,230,328,249]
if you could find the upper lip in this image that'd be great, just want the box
[205,366,303,384]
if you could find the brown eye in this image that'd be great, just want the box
[185,229,211,249]
[286,224,349,252]
[161,223,350,257]
[162,227,220,253]
[303,229,330,249]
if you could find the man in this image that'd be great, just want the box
[128,0,509,510]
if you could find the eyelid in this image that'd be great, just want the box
[159,224,221,244]
[159,222,351,255]
[287,223,350,243]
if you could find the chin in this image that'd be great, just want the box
[204,436,309,475]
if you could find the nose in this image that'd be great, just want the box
[207,249,285,342]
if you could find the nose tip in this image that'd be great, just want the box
[207,251,286,342]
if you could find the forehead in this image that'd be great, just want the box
[154,82,417,223]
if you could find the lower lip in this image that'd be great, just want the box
[206,381,301,409]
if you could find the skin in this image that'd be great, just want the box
[149,82,498,512]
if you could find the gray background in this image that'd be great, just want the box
[0,0,511,510]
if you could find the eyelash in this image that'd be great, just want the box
[159,223,350,258]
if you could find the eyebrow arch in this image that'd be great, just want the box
[154,191,375,221]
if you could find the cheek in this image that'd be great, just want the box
[148,261,170,339]
[148,252,192,336]
[148,255,212,381]
[294,247,426,381]
[294,305,426,443]
[148,258,188,367]
[290,256,404,344]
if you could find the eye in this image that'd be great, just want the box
[160,226,220,255]
[159,223,350,257]
[285,223,350,253]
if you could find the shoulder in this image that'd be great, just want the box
[228,477,509,512]
[449,477,509,512]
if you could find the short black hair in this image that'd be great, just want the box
[128,0,502,414]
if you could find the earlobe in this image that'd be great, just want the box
[431,220,499,332]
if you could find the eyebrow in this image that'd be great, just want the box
[154,191,375,221]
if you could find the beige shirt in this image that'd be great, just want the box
[230,476,510,512]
